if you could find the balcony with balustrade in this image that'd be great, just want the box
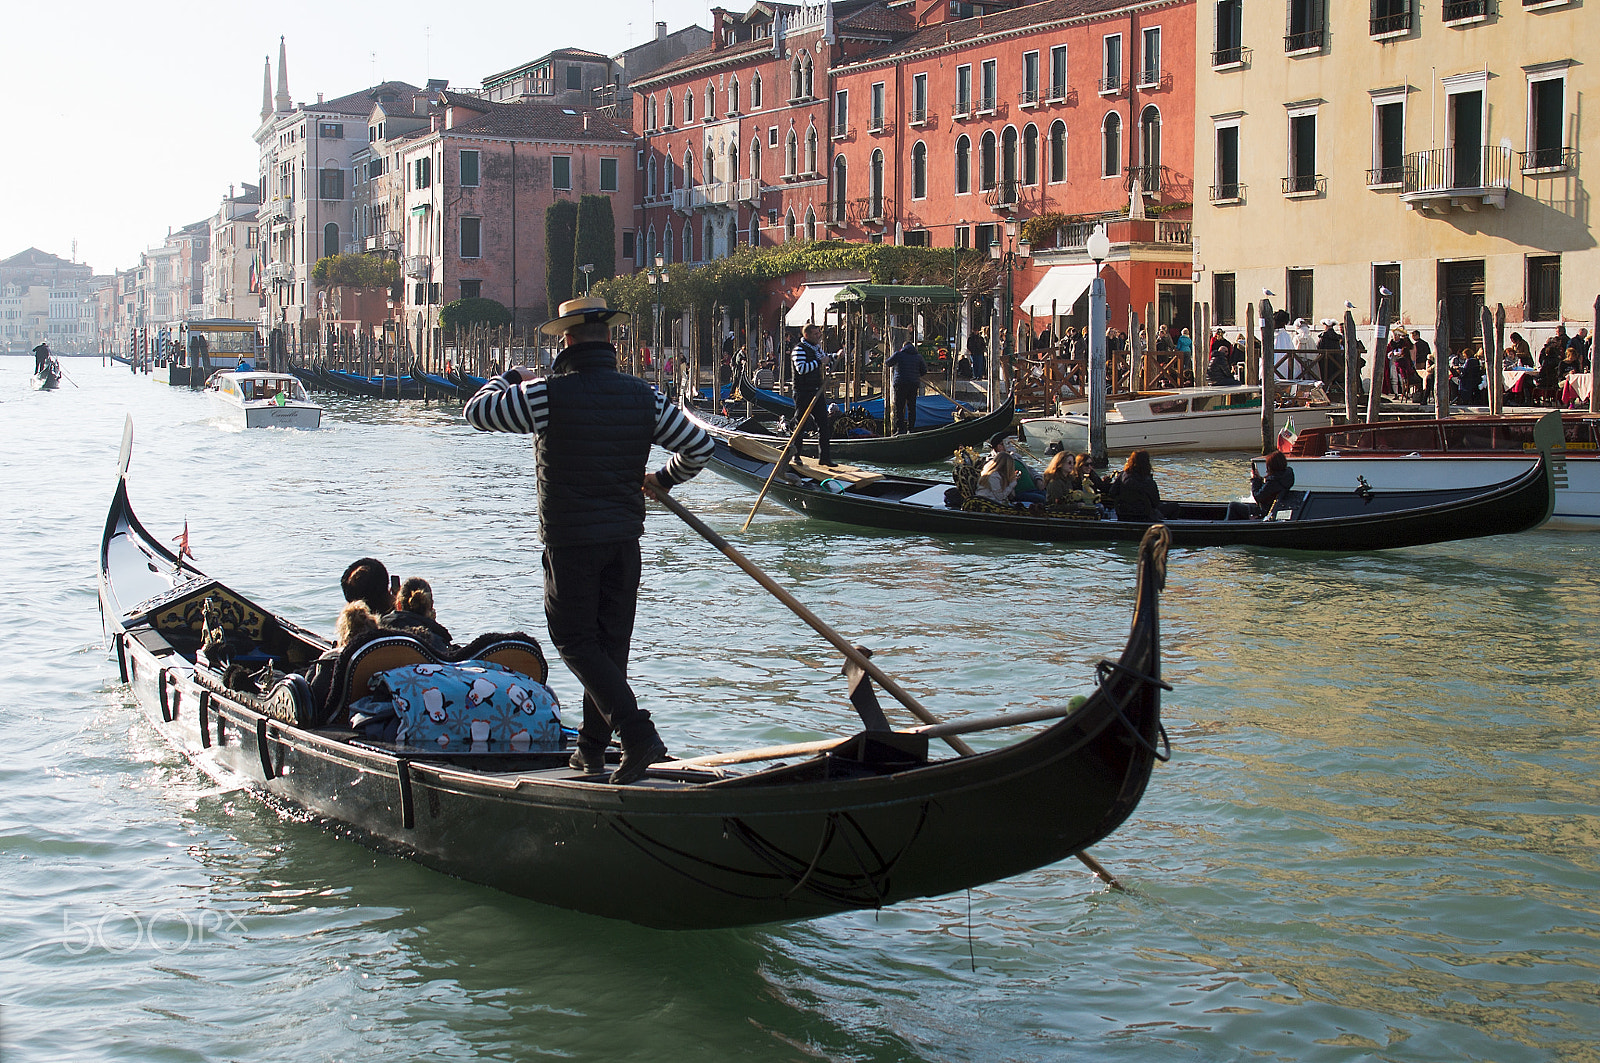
[262,261,292,282]
[1400,145,1512,212]
[1037,216,1192,255]
[404,255,432,278]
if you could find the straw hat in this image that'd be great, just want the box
[539,295,631,337]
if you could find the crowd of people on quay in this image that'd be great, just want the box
[1202,310,1593,406]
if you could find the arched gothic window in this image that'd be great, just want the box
[1050,121,1067,183]
[955,135,971,194]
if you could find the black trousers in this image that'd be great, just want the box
[892,379,919,432]
[794,387,831,463]
[542,540,654,750]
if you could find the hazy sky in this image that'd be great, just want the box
[0,0,713,275]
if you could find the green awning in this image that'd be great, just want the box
[834,283,960,306]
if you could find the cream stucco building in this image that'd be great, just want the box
[1192,0,1595,354]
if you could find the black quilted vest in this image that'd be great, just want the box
[535,342,658,547]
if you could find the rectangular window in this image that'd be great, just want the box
[769,125,779,148]
[1287,269,1314,323]
[599,157,618,191]
[954,225,970,250]
[975,222,997,252]
[980,59,997,111]
[460,217,481,259]
[319,122,343,139]
[566,65,583,91]
[1527,73,1567,170]
[1370,0,1411,37]
[552,155,572,190]
[1214,0,1243,65]
[1141,28,1161,86]
[1371,98,1404,185]
[414,157,431,189]
[1286,0,1326,52]
[622,230,635,259]
[1049,45,1068,99]
[870,82,885,130]
[834,89,849,136]
[1287,111,1319,193]
[460,150,480,187]
[1102,35,1122,92]
[319,168,345,200]
[956,65,972,114]
[1214,124,1240,200]
[1373,263,1401,319]
[1214,272,1237,326]
[459,279,481,299]
[912,72,928,121]
[1022,52,1040,104]
[1527,256,1560,320]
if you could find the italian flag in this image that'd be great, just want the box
[1277,416,1298,453]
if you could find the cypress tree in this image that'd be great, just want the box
[572,194,617,297]
[544,199,578,316]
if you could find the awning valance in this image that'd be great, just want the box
[835,283,960,306]
[1019,264,1098,316]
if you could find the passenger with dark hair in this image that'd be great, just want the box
[1250,451,1296,517]
[1108,449,1161,522]
[341,557,396,617]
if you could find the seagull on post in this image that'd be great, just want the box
[1378,286,1392,298]
[1344,300,1357,310]
[1262,288,1276,298]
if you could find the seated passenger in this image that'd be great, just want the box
[380,576,454,653]
[985,432,1046,503]
[1250,451,1296,516]
[975,449,1023,504]
[341,557,396,617]
[304,601,381,723]
[1043,452,1108,505]
[1108,449,1162,522]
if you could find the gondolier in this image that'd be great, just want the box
[885,341,928,434]
[791,322,832,465]
[464,296,714,785]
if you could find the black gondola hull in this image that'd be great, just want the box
[701,418,1559,551]
[100,425,1169,929]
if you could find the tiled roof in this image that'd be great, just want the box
[837,2,918,34]
[851,0,1152,64]
[314,80,425,117]
[0,247,76,269]
[442,98,634,142]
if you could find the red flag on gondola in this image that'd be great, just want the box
[172,521,194,560]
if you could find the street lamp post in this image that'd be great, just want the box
[647,253,667,392]
[989,217,1029,404]
[1087,225,1111,468]
[579,263,595,295]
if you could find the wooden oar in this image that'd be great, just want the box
[740,389,823,531]
[675,699,1090,768]
[648,485,1125,890]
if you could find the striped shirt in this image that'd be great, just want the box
[465,374,714,487]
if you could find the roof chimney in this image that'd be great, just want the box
[583,113,590,131]
[317,92,324,104]
[656,20,667,39]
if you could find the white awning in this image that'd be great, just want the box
[1019,264,1098,317]
[783,283,857,327]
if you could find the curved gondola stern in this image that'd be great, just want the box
[1532,410,1564,528]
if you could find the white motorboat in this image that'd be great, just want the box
[1255,412,1599,530]
[1018,383,1335,455]
[206,370,323,429]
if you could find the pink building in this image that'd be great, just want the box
[393,92,636,353]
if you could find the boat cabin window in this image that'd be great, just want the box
[1149,398,1189,415]
[1326,425,1443,452]
[1443,423,1537,452]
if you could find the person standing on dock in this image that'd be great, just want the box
[791,322,833,465]
[464,296,714,785]
[885,340,927,434]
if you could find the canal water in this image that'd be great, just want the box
[2,358,1597,1062]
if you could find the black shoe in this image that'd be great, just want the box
[610,740,669,785]
[568,745,607,774]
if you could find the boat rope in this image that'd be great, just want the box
[1095,659,1172,763]
[779,815,838,900]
